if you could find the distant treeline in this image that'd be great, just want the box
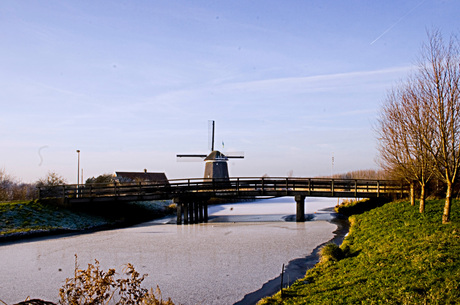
[0,169,66,202]
[0,169,36,201]
[330,169,386,180]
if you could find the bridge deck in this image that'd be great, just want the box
[39,177,408,203]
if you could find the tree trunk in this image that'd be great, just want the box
[410,182,415,206]
[442,181,453,224]
[419,183,425,213]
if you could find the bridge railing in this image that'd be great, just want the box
[38,177,408,202]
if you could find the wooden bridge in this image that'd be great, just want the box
[38,177,408,224]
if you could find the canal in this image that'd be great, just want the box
[0,197,342,305]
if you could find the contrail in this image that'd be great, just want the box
[370,0,426,45]
[38,145,49,166]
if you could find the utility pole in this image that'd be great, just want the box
[331,152,334,178]
[76,149,80,198]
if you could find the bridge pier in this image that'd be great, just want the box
[203,202,208,222]
[175,198,208,225]
[176,201,182,224]
[190,202,195,223]
[295,195,306,222]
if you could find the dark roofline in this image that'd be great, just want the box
[115,172,168,183]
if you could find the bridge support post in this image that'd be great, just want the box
[194,202,199,224]
[189,202,195,224]
[203,202,208,223]
[183,203,189,224]
[175,198,209,225]
[295,195,306,222]
[176,200,182,224]
[174,198,186,224]
[198,202,204,223]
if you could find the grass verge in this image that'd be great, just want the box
[0,200,173,241]
[259,199,460,304]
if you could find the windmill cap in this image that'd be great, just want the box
[204,150,228,161]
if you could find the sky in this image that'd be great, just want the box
[1,0,459,184]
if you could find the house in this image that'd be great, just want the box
[115,170,168,184]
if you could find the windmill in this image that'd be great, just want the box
[177,120,244,181]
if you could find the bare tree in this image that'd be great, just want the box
[418,30,460,223]
[36,171,67,187]
[0,168,15,201]
[0,169,38,201]
[377,79,435,212]
[333,169,386,180]
[377,30,460,222]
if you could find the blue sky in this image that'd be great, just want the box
[1,0,459,183]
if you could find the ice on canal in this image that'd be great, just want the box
[0,197,340,305]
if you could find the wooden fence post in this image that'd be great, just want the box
[354,180,357,198]
[285,178,289,196]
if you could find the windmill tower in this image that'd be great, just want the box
[177,121,244,181]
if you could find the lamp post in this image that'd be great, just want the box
[331,152,334,178]
[76,150,80,187]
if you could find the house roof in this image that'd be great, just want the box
[115,171,168,183]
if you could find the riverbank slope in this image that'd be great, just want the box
[259,199,460,304]
[0,200,173,242]
[0,197,339,305]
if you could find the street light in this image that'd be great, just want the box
[76,150,80,186]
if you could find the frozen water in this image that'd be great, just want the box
[0,197,339,305]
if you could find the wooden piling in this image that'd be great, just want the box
[176,201,182,224]
[194,202,199,223]
[295,195,306,222]
[204,202,208,222]
[183,203,189,224]
[189,202,194,224]
[198,202,204,222]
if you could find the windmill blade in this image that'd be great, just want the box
[176,154,208,158]
[224,151,245,159]
[208,120,215,151]
[176,154,207,162]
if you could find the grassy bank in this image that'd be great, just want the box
[0,200,173,241]
[259,199,460,304]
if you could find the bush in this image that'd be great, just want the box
[335,197,389,216]
[59,255,174,305]
[36,171,66,187]
[85,174,116,185]
[319,243,344,263]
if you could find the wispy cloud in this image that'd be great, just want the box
[135,65,413,108]
[224,66,414,93]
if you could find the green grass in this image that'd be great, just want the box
[259,199,460,304]
[334,197,389,216]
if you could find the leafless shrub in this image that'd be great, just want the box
[59,255,175,305]
[0,169,37,201]
[36,171,67,187]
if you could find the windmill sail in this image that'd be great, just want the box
[225,152,245,159]
[176,120,244,180]
[208,120,215,151]
[176,154,207,158]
